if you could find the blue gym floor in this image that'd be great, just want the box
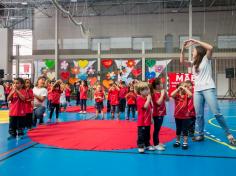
[0,100,236,176]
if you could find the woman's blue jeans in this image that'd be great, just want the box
[194,88,231,136]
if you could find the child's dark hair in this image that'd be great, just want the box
[150,78,161,95]
[25,78,34,89]
[82,80,88,87]
[15,77,25,89]
[128,85,134,92]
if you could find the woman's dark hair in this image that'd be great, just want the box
[193,46,207,73]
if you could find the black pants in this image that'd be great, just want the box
[153,116,164,146]
[175,118,190,136]
[9,116,24,136]
[66,96,70,103]
[137,126,151,148]
[127,105,136,119]
[189,116,196,134]
[5,94,9,107]
[107,100,111,113]
[119,98,126,113]
[76,93,80,105]
[80,99,87,111]
[49,104,60,119]
[25,113,33,129]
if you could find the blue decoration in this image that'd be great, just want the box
[77,73,88,80]
[145,71,156,79]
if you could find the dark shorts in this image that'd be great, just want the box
[111,105,119,113]
[95,102,104,112]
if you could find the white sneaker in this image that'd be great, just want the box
[159,143,166,148]
[138,148,145,153]
[155,145,165,151]
[79,111,83,113]
[56,119,60,123]
[83,111,87,114]
[146,146,155,151]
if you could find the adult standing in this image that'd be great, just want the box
[180,39,236,146]
[33,76,47,126]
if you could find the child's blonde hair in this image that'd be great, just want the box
[135,82,149,95]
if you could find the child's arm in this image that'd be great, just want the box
[156,89,165,105]
[143,94,152,109]
[15,89,25,101]
[180,41,192,67]
[180,86,193,98]
[189,39,213,59]
[171,87,180,98]
[7,89,15,101]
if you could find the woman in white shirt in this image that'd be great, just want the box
[180,39,236,146]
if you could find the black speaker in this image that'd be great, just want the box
[0,69,4,78]
[226,68,234,78]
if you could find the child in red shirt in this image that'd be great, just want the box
[65,83,71,106]
[125,86,136,120]
[47,80,53,109]
[79,80,88,113]
[119,81,128,114]
[8,78,26,138]
[48,80,63,123]
[94,85,105,119]
[151,78,169,151]
[171,82,193,150]
[109,83,120,120]
[135,82,155,153]
[24,79,34,130]
[106,86,112,113]
[4,81,11,108]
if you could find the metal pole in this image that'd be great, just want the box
[55,8,59,80]
[188,0,192,73]
[16,45,20,77]
[97,42,101,82]
[142,41,145,81]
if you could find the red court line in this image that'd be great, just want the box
[0,141,34,158]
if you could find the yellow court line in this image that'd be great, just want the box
[205,135,236,150]
[208,117,236,132]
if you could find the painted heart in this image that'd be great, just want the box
[145,71,156,79]
[132,68,142,77]
[126,60,136,68]
[78,60,89,68]
[47,72,56,80]
[102,59,113,69]
[77,73,88,81]
[60,71,70,80]
[45,59,55,69]
[102,79,113,89]
[69,78,78,85]
[71,67,80,75]
[88,77,97,86]
[145,59,156,68]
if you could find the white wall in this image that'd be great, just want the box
[33,10,236,50]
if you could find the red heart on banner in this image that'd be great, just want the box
[60,72,70,80]
[102,59,113,69]
[132,68,142,77]
[88,77,97,86]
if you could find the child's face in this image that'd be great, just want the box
[38,78,45,87]
[140,87,150,96]
[97,86,102,91]
[155,83,163,90]
[187,83,193,90]
[14,80,22,89]
[25,80,31,88]
[130,87,134,92]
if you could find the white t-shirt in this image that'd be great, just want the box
[33,87,47,107]
[0,85,5,101]
[60,91,66,104]
[192,55,216,92]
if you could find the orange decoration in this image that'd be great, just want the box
[102,80,113,89]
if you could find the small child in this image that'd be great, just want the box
[8,78,26,138]
[24,79,34,130]
[119,81,128,115]
[65,83,71,106]
[79,80,88,113]
[4,81,11,108]
[48,80,63,123]
[47,80,53,109]
[135,82,155,153]
[109,83,120,120]
[151,78,169,151]
[171,82,193,150]
[125,86,137,120]
[94,85,105,119]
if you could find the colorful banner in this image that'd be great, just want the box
[168,72,194,95]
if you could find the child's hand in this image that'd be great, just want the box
[161,89,165,96]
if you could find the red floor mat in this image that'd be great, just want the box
[28,120,176,150]
[65,106,107,113]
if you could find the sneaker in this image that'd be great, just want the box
[125,117,129,120]
[138,148,145,153]
[159,143,166,148]
[56,119,60,123]
[132,118,135,121]
[227,134,236,146]
[83,111,87,114]
[146,146,155,151]
[173,141,181,148]
[8,135,16,140]
[192,135,204,142]
[155,145,165,151]
[47,119,52,123]
[79,111,83,113]
[182,143,188,150]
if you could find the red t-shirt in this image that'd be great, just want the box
[51,89,62,104]
[9,89,26,117]
[4,87,11,94]
[126,92,137,105]
[109,89,120,105]
[119,87,128,99]
[47,85,53,101]
[94,91,105,103]
[65,87,71,97]
[188,96,196,117]
[80,86,88,100]
[107,91,112,101]
[137,95,152,126]
[152,91,167,117]
[25,88,34,114]
[174,93,191,119]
